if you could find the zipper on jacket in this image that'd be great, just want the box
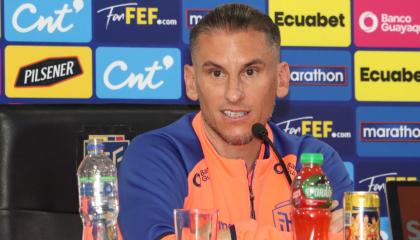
[247,162,257,220]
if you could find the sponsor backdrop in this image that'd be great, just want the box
[2,0,419,239]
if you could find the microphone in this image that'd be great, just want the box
[252,123,292,186]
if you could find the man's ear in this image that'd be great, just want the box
[184,64,198,101]
[276,62,290,98]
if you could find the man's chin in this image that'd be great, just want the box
[222,135,254,146]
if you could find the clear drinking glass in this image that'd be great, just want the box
[174,209,218,240]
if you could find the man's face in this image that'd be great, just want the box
[185,29,289,146]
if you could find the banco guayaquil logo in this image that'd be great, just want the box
[5,0,91,42]
[359,10,420,35]
[96,47,181,100]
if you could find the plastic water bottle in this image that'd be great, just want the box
[77,139,119,240]
[291,153,332,240]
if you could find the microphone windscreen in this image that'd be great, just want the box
[252,123,268,139]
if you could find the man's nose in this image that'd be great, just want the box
[224,77,244,103]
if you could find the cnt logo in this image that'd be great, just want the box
[361,122,420,142]
[186,9,210,29]
[359,11,420,35]
[6,0,91,42]
[290,65,348,86]
[15,57,83,87]
[103,55,174,92]
[97,2,177,30]
[276,116,352,139]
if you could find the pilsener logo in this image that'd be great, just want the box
[5,0,91,42]
[186,9,210,29]
[361,122,420,142]
[5,45,92,99]
[15,57,82,87]
[96,47,181,100]
[269,0,350,46]
[290,66,347,86]
[95,1,179,44]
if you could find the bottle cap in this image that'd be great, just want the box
[300,153,324,165]
[87,138,105,150]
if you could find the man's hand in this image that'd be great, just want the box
[329,200,344,233]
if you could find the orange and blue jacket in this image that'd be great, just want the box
[118,112,353,239]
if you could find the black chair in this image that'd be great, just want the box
[0,104,198,240]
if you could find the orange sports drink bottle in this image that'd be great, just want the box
[291,153,332,240]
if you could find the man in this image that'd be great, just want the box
[118,3,353,240]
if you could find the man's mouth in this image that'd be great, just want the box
[222,110,249,119]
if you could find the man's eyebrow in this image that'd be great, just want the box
[201,59,266,69]
[243,59,265,68]
[201,61,223,69]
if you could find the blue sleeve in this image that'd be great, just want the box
[118,133,188,240]
[300,137,354,208]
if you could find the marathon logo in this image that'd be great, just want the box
[274,12,345,27]
[15,57,82,87]
[360,67,420,82]
[359,11,420,34]
[361,122,420,142]
[186,9,210,29]
[290,66,347,86]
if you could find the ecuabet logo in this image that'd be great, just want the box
[96,47,181,100]
[95,0,180,44]
[355,51,420,102]
[354,0,420,47]
[5,0,91,42]
[290,66,347,86]
[5,45,92,99]
[356,107,420,157]
[269,0,350,46]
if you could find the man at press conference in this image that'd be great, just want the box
[118,3,353,240]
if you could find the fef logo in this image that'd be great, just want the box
[83,135,130,166]
[15,57,83,87]
[355,51,420,102]
[5,0,91,42]
[95,0,180,44]
[96,47,181,100]
[5,45,92,98]
[356,107,420,157]
[276,116,352,139]
[186,9,210,29]
[290,66,347,86]
[354,0,420,47]
[269,0,350,46]
[272,200,292,232]
[281,50,352,101]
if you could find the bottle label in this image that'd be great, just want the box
[79,176,117,197]
[301,174,332,200]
